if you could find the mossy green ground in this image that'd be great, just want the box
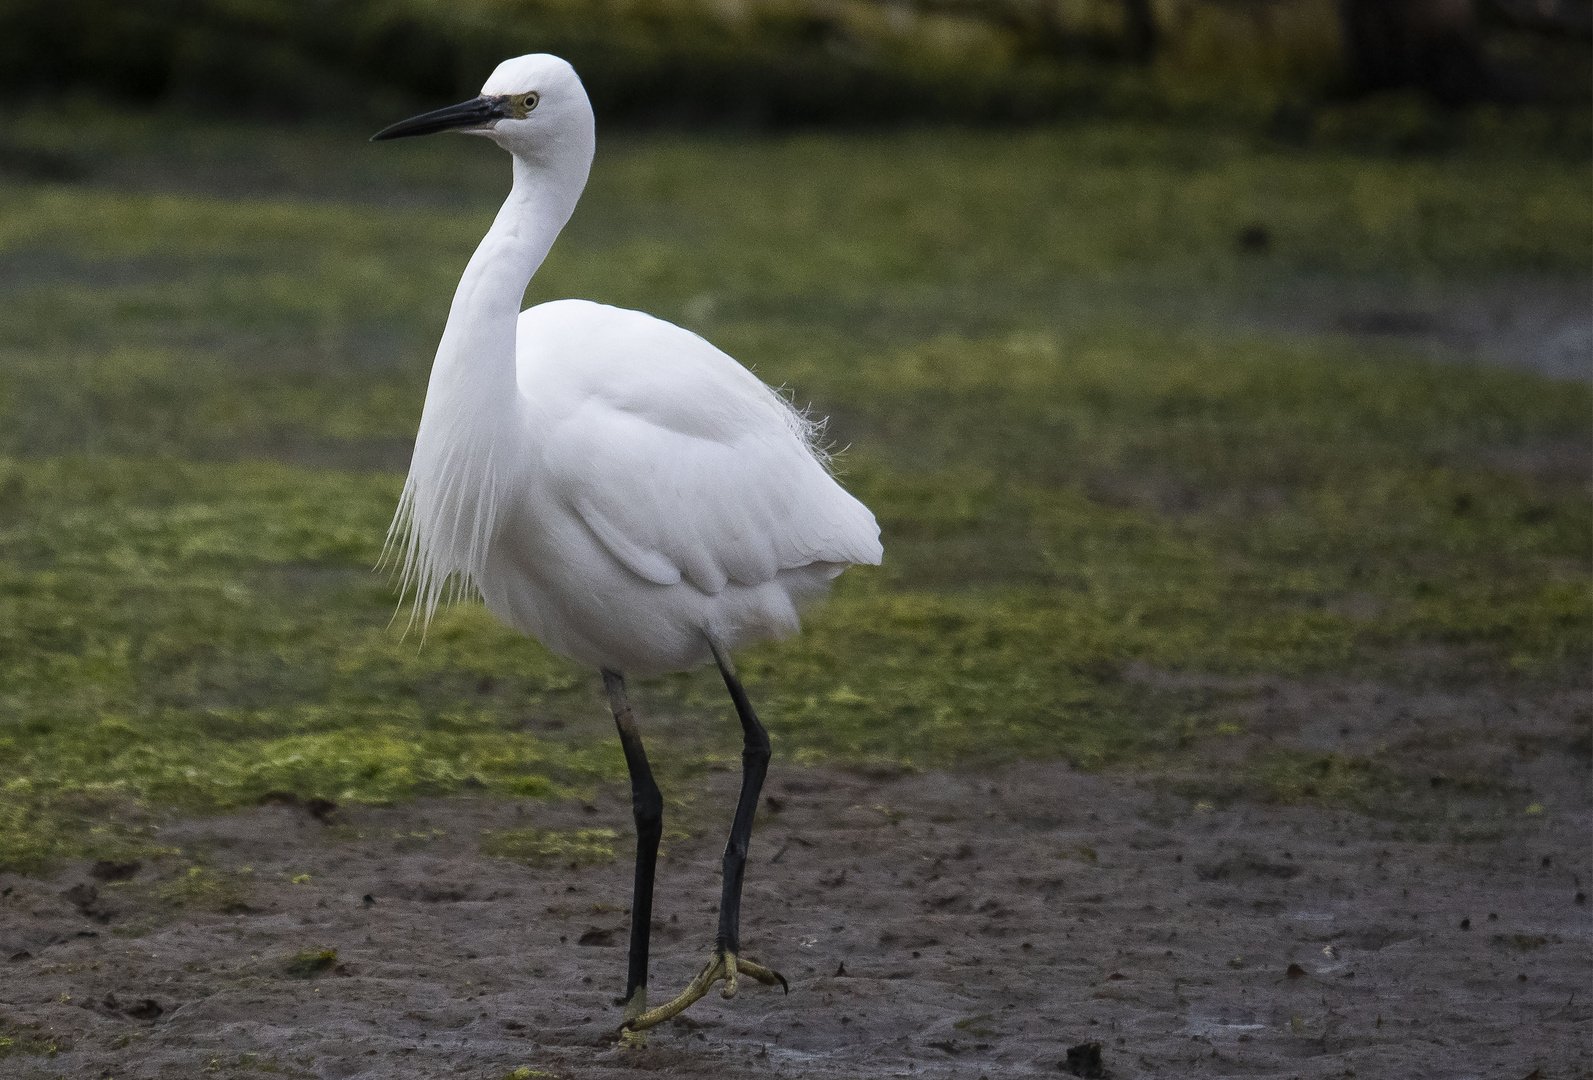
[0,108,1587,873]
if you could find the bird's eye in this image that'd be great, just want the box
[511,92,540,119]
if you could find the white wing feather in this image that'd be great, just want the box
[523,301,881,595]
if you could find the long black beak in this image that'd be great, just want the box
[371,96,508,141]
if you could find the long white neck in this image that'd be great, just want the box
[389,149,589,625]
[431,155,581,414]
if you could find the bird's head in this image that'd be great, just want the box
[372,54,594,170]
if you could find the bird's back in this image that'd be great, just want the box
[480,299,880,675]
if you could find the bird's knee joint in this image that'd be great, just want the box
[634,796,663,829]
[633,783,663,827]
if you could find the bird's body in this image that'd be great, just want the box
[373,53,879,1038]
[479,299,878,675]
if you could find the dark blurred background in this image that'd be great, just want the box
[2,0,1588,136]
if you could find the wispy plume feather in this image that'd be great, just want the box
[380,424,504,635]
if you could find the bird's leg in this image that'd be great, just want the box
[603,669,663,1046]
[618,639,787,1036]
[709,637,771,979]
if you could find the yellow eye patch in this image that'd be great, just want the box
[508,92,540,119]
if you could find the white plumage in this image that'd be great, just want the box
[382,54,881,677]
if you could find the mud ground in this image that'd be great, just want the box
[2,678,1590,1080]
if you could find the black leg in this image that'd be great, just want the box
[706,639,772,960]
[603,669,662,1013]
[612,644,786,1036]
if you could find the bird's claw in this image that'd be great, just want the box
[618,987,649,1047]
[618,950,786,1036]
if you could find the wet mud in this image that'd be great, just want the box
[2,747,1588,1079]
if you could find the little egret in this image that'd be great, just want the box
[371,55,882,1037]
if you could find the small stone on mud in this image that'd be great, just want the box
[1286,963,1307,979]
[61,882,98,912]
[835,961,847,977]
[103,993,162,1020]
[1063,1040,1105,1077]
[123,998,163,1020]
[577,927,616,946]
[91,860,141,882]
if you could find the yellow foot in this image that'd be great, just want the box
[618,987,649,1048]
[618,951,788,1035]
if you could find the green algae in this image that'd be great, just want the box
[480,828,620,868]
[0,116,1586,872]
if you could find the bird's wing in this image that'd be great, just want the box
[540,383,881,595]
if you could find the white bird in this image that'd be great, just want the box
[372,54,882,1038]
